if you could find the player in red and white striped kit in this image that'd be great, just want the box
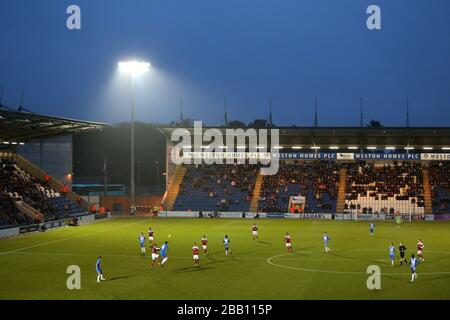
[150,243,161,269]
[201,235,208,255]
[417,239,425,261]
[192,243,200,266]
[252,224,259,240]
[284,232,293,252]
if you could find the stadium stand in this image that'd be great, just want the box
[344,161,425,215]
[173,164,257,212]
[0,156,87,225]
[428,161,450,214]
[257,161,339,213]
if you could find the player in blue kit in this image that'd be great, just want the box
[160,241,169,266]
[369,222,375,236]
[96,256,105,283]
[139,233,146,254]
[389,242,395,266]
[223,235,232,256]
[323,232,331,253]
[410,254,419,281]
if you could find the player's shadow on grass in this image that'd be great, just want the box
[257,240,271,245]
[108,275,132,281]
[174,261,221,273]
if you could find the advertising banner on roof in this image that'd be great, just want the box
[336,153,354,160]
[354,153,421,160]
[421,153,450,161]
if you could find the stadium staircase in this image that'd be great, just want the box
[422,168,433,214]
[163,165,187,210]
[336,167,348,213]
[249,171,263,212]
[14,200,44,222]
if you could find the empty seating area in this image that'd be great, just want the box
[345,161,425,215]
[258,161,339,213]
[428,161,450,214]
[173,164,257,212]
[0,157,87,226]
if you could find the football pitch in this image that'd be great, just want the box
[0,218,450,300]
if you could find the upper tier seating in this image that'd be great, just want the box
[173,164,257,212]
[428,161,450,214]
[345,161,425,214]
[258,161,339,213]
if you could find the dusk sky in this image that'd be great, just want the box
[0,0,449,126]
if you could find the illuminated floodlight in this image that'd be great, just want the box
[329,146,339,150]
[367,146,377,150]
[404,147,415,150]
[118,61,150,75]
[348,146,358,150]
[311,146,321,150]
[385,146,396,150]
[422,147,433,150]
[442,147,450,150]
[291,146,302,150]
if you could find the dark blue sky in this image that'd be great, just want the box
[0,0,449,126]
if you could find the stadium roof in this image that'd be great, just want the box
[158,126,450,150]
[0,105,108,143]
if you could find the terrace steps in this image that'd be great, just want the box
[336,167,348,213]
[163,166,187,211]
[422,169,433,214]
[249,171,263,212]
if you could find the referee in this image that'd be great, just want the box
[399,242,407,265]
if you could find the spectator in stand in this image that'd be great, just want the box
[61,184,69,197]
[76,195,82,207]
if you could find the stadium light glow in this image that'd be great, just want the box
[311,146,321,150]
[385,146,396,150]
[404,147,415,150]
[348,146,358,150]
[11,142,17,145]
[367,146,377,150]
[329,146,339,150]
[118,59,151,211]
[423,147,433,150]
[273,146,284,150]
[2,142,10,144]
[292,146,303,150]
[442,147,450,150]
[118,61,151,75]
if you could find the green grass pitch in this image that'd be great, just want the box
[0,218,450,300]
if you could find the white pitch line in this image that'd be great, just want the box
[267,252,450,276]
[0,220,142,256]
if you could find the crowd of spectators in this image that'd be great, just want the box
[258,161,339,213]
[428,161,450,213]
[345,161,425,213]
[0,158,59,222]
[0,193,32,226]
[0,157,85,224]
